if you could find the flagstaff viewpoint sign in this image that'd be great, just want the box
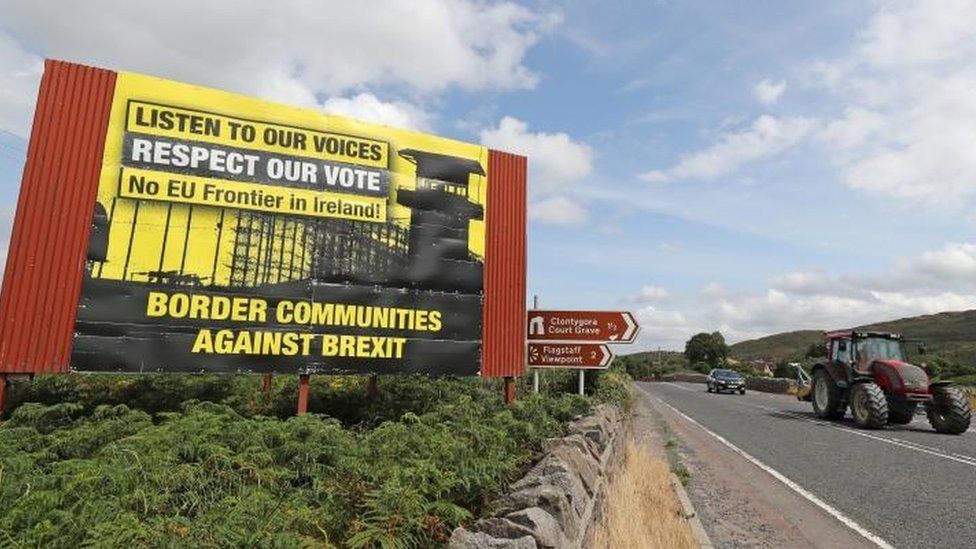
[0,61,527,378]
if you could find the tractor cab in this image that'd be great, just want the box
[826,331,908,375]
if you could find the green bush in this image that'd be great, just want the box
[950,374,976,387]
[0,370,629,547]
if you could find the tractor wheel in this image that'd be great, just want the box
[887,401,917,425]
[811,369,845,420]
[926,386,971,435]
[850,383,888,429]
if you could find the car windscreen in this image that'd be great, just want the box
[713,370,742,379]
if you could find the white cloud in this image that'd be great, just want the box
[768,270,832,296]
[528,195,588,225]
[700,282,726,297]
[754,78,786,105]
[634,305,695,349]
[480,116,593,193]
[0,204,14,279]
[0,33,42,135]
[322,93,430,132]
[818,106,886,149]
[0,0,557,135]
[910,243,976,281]
[640,115,817,182]
[810,0,976,207]
[713,243,976,340]
[625,285,669,303]
[712,288,976,340]
[854,0,976,69]
[629,242,976,349]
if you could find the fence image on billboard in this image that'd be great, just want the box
[54,69,495,375]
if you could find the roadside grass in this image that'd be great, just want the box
[671,463,692,486]
[951,374,976,386]
[591,441,697,549]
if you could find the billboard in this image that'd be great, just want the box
[0,61,527,377]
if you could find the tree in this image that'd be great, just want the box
[805,342,827,358]
[684,332,729,369]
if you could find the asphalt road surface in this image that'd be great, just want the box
[637,381,976,549]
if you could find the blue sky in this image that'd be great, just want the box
[3,0,976,349]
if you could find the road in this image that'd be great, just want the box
[636,381,976,549]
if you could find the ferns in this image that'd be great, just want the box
[0,372,631,547]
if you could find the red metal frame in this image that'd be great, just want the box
[0,60,116,374]
[481,150,528,378]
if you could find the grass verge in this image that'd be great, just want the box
[591,441,697,549]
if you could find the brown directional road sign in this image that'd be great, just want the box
[526,310,639,343]
[527,343,614,369]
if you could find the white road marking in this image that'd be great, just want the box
[672,381,976,451]
[755,404,976,468]
[639,385,896,549]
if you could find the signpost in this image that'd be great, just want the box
[526,308,639,395]
[528,343,614,368]
[526,310,639,343]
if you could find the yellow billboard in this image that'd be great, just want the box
[75,70,490,375]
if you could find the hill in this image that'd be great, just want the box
[730,310,976,367]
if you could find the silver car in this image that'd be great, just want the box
[707,368,746,394]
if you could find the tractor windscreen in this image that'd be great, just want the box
[856,337,906,363]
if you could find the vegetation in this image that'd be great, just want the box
[591,442,696,549]
[0,370,631,548]
[684,332,730,370]
[614,351,688,380]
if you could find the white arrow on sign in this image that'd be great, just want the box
[621,312,639,342]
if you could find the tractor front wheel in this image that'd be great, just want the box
[926,386,971,435]
[850,383,888,429]
[811,369,845,420]
[887,400,917,425]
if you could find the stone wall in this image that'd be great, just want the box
[660,372,709,384]
[450,404,627,549]
[964,386,976,412]
[660,372,796,394]
[745,377,794,394]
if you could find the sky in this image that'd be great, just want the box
[2,0,976,351]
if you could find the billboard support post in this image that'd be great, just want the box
[367,375,380,399]
[297,374,310,415]
[532,295,539,394]
[578,370,585,395]
[0,374,7,419]
[504,377,516,405]
[262,373,273,400]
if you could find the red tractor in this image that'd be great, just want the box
[799,331,971,434]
